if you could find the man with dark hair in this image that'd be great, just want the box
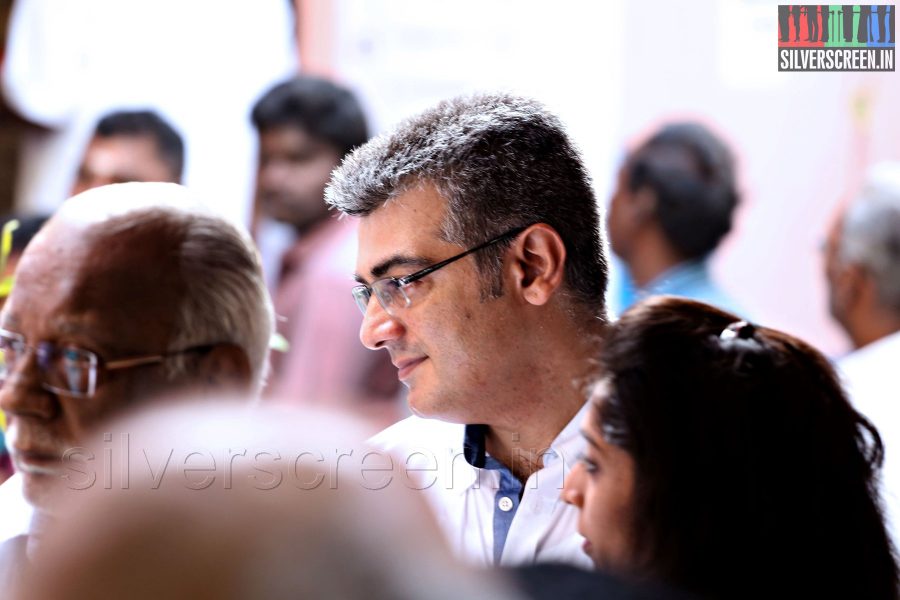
[251,76,399,423]
[608,121,743,315]
[71,110,184,195]
[327,93,607,567]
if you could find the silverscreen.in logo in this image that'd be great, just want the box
[778,5,895,71]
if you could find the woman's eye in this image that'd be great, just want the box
[576,451,599,474]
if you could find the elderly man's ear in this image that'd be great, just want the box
[509,224,567,306]
[197,344,253,391]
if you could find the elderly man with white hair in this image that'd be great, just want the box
[0,182,274,585]
[824,162,900,547]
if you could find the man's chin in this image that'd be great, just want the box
[405,387,437,419]
[18,464,67,509]
[405,390,462,423]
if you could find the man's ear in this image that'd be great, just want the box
[631,186,657,223]
[509,224,566,306]
[851,264,882,311]
[197,343,252,392]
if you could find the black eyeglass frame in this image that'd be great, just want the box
[352,225,529,316]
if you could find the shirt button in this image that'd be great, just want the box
[498,496,514,512]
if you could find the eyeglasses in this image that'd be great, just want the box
[0,329,214,399]
[352,226,528,316]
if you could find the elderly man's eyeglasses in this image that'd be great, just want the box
[0,329,214,399]
[352,226,527,317]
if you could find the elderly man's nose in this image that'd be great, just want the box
[0,357,56,420]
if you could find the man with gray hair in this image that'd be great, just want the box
[0,182,274,584]
[824,162,900,547]
[327,93,607,567]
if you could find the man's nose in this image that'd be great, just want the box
[0,354,57,421]
[359,299,404,350]
[258,162,289,190]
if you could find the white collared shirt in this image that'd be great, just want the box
[371,403,592,568]
[839,330,900,548]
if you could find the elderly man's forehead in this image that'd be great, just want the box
[16,216,186,313]
[28,213,181,269]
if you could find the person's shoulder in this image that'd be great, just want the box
[840,332,900,371]
[0,475,33,543]
[0,533,28,592]
[838,333,900,411]
[369,415,464,454]
[512,563,698,600]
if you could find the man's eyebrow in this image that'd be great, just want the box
[355,255,433,283]
[51,320,119,352]
[54,321,94,337]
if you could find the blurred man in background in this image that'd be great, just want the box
[70,110,184,195]
[2,0,296,221]
[251,76,400,428]
[0,183,273,587]
[608,122,743,316]
[825,162,900,548]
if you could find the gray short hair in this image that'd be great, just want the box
[60,183,274,393]
[841,162,900,313]
[326,93,608,319]
[165,214,274,393]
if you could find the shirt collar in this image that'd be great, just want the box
[457,402,590,487]
[641,259,710,297]
[544,401,590,470]
[463,424,489,468]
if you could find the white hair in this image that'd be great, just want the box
[57,183,274,392]
[841,162,900,313]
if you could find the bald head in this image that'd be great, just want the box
[0,183,273,507]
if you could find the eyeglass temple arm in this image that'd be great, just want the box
[104,355,165,371]
[398,226,528,286]
[104,345,217,371]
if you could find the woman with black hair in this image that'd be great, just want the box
[563,296,898,599]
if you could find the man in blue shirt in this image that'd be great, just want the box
[607,122,745,317]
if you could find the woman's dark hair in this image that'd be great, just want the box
[596,296,898,599]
